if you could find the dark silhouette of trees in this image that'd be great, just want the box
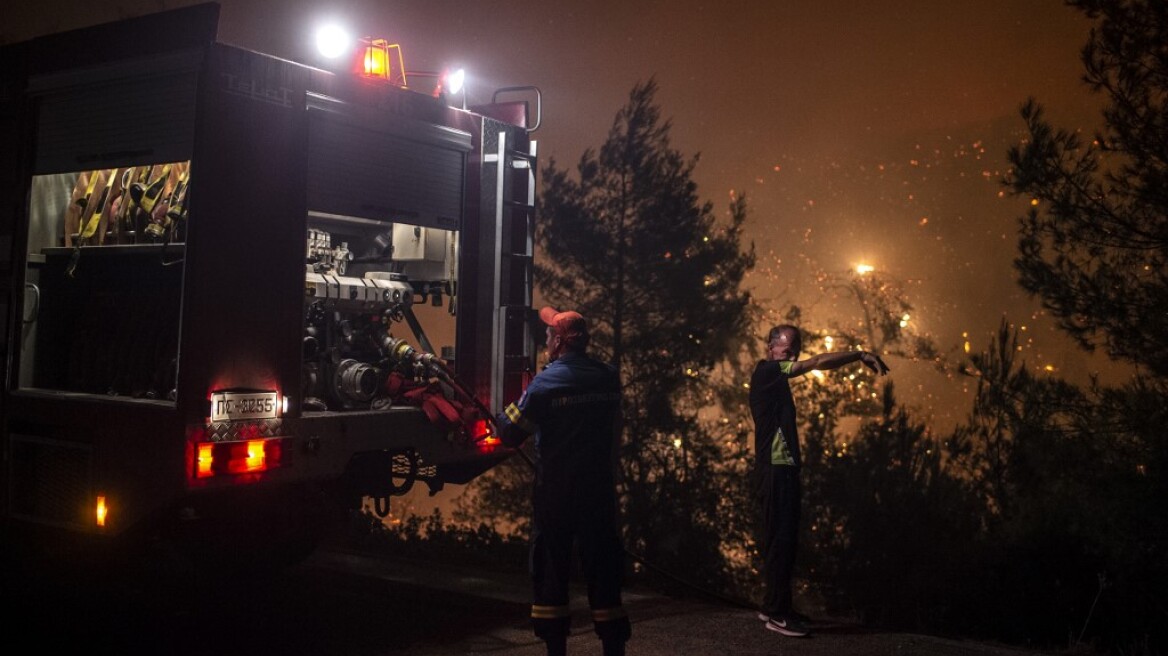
[978,3,1168,648]
[950,320,1090,518]
[1005,0,1168,377]
[943,320,1166,653]
[806,384,982,630]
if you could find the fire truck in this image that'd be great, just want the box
[0,3,537,569]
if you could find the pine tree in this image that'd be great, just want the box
[1000,3,1168,647]
[1004,0,1168,376]
[808,384,981,630]
[462,79,758,593]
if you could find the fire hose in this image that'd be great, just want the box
[383,335,755,612]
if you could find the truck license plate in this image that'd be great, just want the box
[211,391,279,422]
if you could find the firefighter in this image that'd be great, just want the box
[495,306,630,656]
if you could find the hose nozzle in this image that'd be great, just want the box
[383,336,444,370]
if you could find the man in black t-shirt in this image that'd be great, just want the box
[749,324,889,637]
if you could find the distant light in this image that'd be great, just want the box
[95,495,108,527]
[445,68,466,95]
[855,263,874,274]
[315,24,351,59]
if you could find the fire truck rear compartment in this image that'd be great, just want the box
[2,3,536,569]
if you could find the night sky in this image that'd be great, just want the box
[5,0,1112,429]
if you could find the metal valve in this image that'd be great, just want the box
[382,336,443,369]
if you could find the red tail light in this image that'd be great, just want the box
[472,419,501,453]
[193,438,288,480]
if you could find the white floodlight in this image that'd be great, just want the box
[445,68,466,95]
[315,24,351,59]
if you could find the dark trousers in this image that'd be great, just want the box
[761,464,801,616]
[529,488,630,648]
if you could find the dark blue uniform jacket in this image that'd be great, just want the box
[496,351,622,497]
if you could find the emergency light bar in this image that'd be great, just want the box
[359,38,407,87]
[314,23,466,104]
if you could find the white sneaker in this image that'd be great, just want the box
[765,615,810,637]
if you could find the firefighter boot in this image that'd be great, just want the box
[544,637,567,656]
[602,638,626,656]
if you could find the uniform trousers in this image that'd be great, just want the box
[529,486,630,647]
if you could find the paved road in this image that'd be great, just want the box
[312,547,1052,656]
[2,543,1052,656]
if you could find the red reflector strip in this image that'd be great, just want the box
[192,438,289,479]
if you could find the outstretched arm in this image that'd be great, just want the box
[788,350,890,377]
